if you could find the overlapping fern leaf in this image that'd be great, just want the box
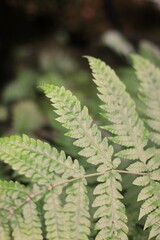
[0,55,160,240]
[0,135,90,240]
[0,224,10,240]
[132,55,160,146]
[0,179,42,240]
[41,84,128,240]
[87,56,160,239]
[64,178,90,240]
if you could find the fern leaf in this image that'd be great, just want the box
[86,56,160,238]
[40,84,113,169]
[1,56,159,239]
[133,176,150,186]
[139,40,160,68]
[0,136,88,239]
[0,135,79,185]
[135,164,160,237]
[87,56,148,159]
[132,55,160,145]
[44,189,65,240]
[145,208,160,240]
[116,148,139,160]
[11,218,29,240]
[93,171,128,240]
[41,83,128,239]
[22,201,42,239]
[0,180,29,219]
[138,181,160,240]
[64,178,90,240]
[0,224,10,240]
[0,180,42,239]
[11,212,42,240]
[127,162,145,172]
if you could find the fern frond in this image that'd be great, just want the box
[93,171,128,240]
[11,218,29,240]
[137,181,160,240]
[64,178,90,240]
[145,208,160,240]
[0,180,29,219]
[41,84,114,169]
[0,224,10,240]
[0,135,91,239]
[0,135,80,185]
[0,180,42,240]
[87,56,160,238]
[87,56,148,159]
[11,211,42,240]
[41,84,128,239]
[1,56,159,239]
[93,164,128,240]
[44,189,65,240]
[139,40,160,66]
[22,201,43,240]
[132,55,160,145]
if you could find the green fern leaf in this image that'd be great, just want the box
[21,201,43,239]
[145,208,160,240]
[64,178,90,240]
[0,135,90,239]
[126,162,145,172]
[11,218,29,240]
[132,55,160,145]
[0,180,29,219]
[116,148,139,160]
[0,180,42,240]
[87,56,148,158]
[0,135,80,186]
[139,40,160,66]
[0,55,160,240]
[133,176,150,186]
[41,84,113,169]
[93,171,128,240]
[86,56,160,239]
[0,224,10,240]
[41,83,128,239]
[44,189,65,240]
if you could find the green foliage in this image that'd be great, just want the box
[132,55,160,145]
[139,41,160,66]
[0,56,160,240]
[3,69,38,103]
[41,83,127,240]
[0,135,89,240]
[101,31,134,57]
[13,100,45,134]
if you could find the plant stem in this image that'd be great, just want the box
[5,168,146,221]
[55,169,146,187]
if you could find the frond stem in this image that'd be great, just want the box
[2,168,147,224]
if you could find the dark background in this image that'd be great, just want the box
[0,0,160,89]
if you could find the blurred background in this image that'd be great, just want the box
[0,1,160,239]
